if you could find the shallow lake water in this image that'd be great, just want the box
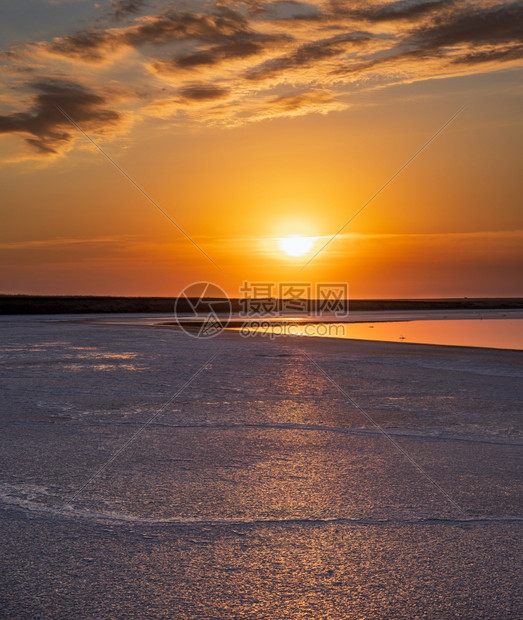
[240,317,523,350]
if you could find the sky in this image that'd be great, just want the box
[0,0,522,298]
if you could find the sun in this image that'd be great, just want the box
[278,235,316,257]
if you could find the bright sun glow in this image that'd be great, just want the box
[278,235,316,257]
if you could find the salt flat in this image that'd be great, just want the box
[0,315,521,618]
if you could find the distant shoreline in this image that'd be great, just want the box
[1,295,522,315]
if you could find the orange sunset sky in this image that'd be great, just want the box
[0,0,522,298]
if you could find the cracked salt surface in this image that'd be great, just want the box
[0,314,521,618]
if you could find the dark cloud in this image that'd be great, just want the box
[111,1,147,20]
[347,0,457,23]
[453,44,523,66]
[123,8,249,46]
[267,0,456,23]
[246,32,370,81]
[333,2,523,76]
[46,8,251,62]
[179,84,229,101]
[46,2,521,77]
[406,2,523,51]
[47,31,113,62]
[0,79,120,154]
[176,39,264,68]
[154,31,289,73]
[261,1,321,20]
